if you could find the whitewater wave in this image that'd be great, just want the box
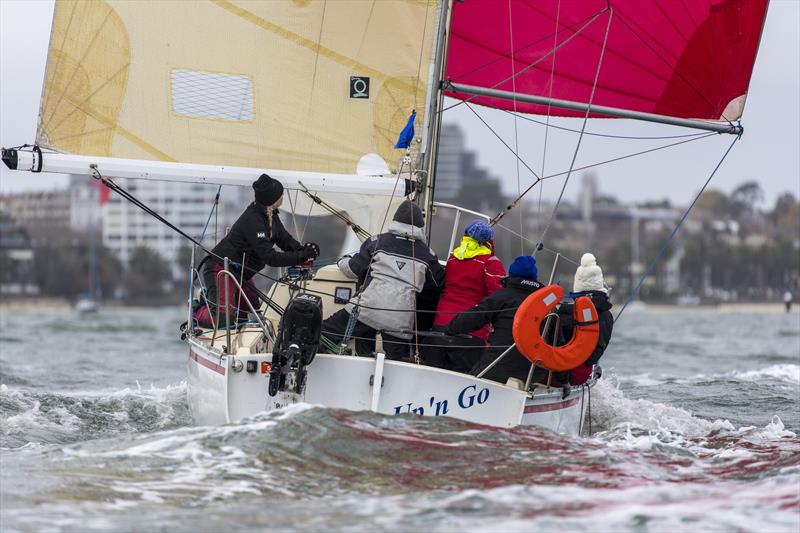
[617,363,800,388]
[0,382,190,448]
[589,377,799,476]
[3,402,798,533]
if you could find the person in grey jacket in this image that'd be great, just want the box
[322,200,444,358]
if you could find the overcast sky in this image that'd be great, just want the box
[1,0,798,209]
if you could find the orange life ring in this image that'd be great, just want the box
[512,285,600,371]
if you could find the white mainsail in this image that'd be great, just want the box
[32,0,443,234]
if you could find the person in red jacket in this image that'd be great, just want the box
[421,220,506,372]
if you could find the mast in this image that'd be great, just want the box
[420,0,454,237]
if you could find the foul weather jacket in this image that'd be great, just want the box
[208,203,305,279]
[337,221,444,338]
[432,237,506,341]
[446,276,546,383]
[556,290,613,383]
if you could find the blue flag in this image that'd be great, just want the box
[394,111,416,149]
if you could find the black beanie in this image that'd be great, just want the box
[253,174,283,206]
[392,200,425,228]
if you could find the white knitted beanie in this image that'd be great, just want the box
[573,253,606,293]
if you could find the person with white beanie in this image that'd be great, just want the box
[573,253,608,293]
[555,253,614,385]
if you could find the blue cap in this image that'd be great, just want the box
[508,255,538,280]
[463,220,494,243]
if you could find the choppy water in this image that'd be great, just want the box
[1,306,798,532]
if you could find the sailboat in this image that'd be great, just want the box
[74,200,101,314]
[2,0,768,433]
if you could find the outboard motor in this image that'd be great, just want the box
[268,294,323,397]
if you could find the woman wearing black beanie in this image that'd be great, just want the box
[194,174,320,327]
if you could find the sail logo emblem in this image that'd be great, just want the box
[350,77,370,99]
[396,260,407,270]
[257,232,266,238]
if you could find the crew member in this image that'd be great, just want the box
[446,255,545,384]
[421,220,505,373]
[322,200,444,359]
[556,253,614,385]
[194,174,319,327]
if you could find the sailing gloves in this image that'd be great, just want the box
[302,242,320,261]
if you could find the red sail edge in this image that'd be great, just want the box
[445,0,769,122]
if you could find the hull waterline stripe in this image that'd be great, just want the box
[190,350,226,375]
[524,396,580,414]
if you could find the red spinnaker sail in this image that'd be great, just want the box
[445,0,769,121]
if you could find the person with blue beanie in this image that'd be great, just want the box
[422,220,506,372]
[446,254,547,384]
[508,255,538,279]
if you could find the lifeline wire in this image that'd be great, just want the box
[97,167,516,315]
[614,134,741,323]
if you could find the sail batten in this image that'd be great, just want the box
[445,0,769,123]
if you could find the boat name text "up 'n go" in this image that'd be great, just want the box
[393,384,490,416]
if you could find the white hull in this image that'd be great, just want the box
[74,298,99,314]
[187,338,592,435]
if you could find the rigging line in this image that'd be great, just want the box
[491,219,581,267]
[307,0,327,111]
[614,134,740,324]
[440,6,608,114]
[355,0,376,58]
[539,0,562,237]
[299,193,314,243]
[40,0,79,130]
[198,186,222,247]
[413,0,431,111]
[189,186,222,313]
[42,6,115,132]
[378,158,407,234]
[502,110,712,140]
[535,8,611,253]
[286,188,300,241]
[485,130,715,231]
[95,170,515,314]
[297,184,370,240]
[320,330,516,350]
[539,132,718,181]
[507,0,524,255]
[464,102,540,180]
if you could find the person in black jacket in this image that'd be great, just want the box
[194,174,319,326]
[446,255,545,384]
[556,253,613,385]
[322,200,444,359]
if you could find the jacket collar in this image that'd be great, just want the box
[452,235,492,260]
[503,276,544,292]
[388,220,426,241]
[570,290,613,311]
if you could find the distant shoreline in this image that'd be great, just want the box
[1,297,798,315]
[0,298,181,312]
[639,302,800,314]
